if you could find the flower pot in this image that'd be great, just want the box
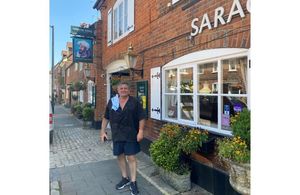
[197,137,215,155]
[157,166,191,192]
[228,160,250,195]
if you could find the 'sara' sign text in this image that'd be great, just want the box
[191,0,250,37]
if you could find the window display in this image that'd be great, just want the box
[198,96,218,128]
[165,95,177,119]
[222,57,247,94]
[165,69,177,93]
[180,68,193,93]
[221,96,247,130]
[180,95,194,121]
[198,62,218,94]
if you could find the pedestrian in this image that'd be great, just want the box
[100,81,146,195]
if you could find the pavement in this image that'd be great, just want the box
[50,104,212,195]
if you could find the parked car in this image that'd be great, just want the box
[49,101,54,144]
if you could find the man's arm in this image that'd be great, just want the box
[100,118,109,142]
[137,119,145,142]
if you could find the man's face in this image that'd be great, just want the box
[117,84,129,97]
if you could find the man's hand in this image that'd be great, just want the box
[137,130,143,142]
[100,131,108,143]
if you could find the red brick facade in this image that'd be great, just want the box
[94,0,250,140]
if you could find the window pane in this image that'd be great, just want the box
[180,68,193,93]
[222,57,248,94]
[124,0,128,32]
[114,8,118,39]
[165,95,177,119]
[198,62,218,94]
[119,3,123,36]
[221,96,247,130]
[165,69,177,93]
[198,96,218,128]
[180,95,194,120]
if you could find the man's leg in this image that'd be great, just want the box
[117,154,128,178]
[127,155,137,182]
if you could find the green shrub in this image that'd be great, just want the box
[82,107,94,121]
[74,104,83,117]
[231,108,250,146]
[150,124,208,175]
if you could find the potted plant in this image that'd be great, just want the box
[217,108,251,195]
[82,106,94,128]
[150,124,208,192]
[74,103,83,119]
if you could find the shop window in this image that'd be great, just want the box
[165,95,177,119]
[222,57,247,94]
[198,62,218,94]
[198,96,218,128]
[179,67,194,121]
[162,50,249,135]
[165,69,177,93]
[221,96,247,130]
[180,95,194,121]
[109,0,134,44]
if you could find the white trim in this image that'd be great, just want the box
[163,48,248,69]
[172,0,180,4]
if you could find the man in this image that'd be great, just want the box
[100,81,146,195]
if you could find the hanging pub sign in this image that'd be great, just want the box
[73,37,93,63]
[70,26,95,38]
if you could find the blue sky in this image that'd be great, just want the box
[50,0,99,68]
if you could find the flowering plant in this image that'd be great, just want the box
[217,108,251,164]
[217,136,250,164]
[150,124,208,175]
[179,128,209,155]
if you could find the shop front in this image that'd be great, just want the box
[93,0,250,194]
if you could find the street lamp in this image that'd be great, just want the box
[124,44,143,78]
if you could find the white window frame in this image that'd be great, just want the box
[110,0,134,44]
[162,48,250,136]
[229,59,237,71]
[107,8,112,46]
[212,82,218,93]
[172,0,181,4]
[212,63,218,73]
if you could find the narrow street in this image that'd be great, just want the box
[49,104,164,195]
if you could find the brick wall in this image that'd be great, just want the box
[94,0,250,139]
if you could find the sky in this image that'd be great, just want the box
[50,0,99,68]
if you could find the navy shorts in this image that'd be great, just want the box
[113,141,141,156]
